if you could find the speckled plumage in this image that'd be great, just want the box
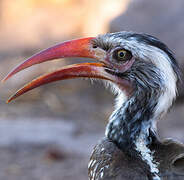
[88,138,184,180]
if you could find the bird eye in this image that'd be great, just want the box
[113,49,132,62]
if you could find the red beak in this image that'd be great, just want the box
[2,37,95,82]
[3,37,117,103]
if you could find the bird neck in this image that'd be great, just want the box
[106,88,162,179]
[106,87,161,152]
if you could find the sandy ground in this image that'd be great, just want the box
[0,118,104,180]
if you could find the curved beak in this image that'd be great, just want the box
[3,37,117,103]
[2,37,95,82]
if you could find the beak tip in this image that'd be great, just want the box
[6,95,14,103]
[1,79,6,83]
[1,75,10,83]
[6,99,11,104]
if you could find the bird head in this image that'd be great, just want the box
[3,32,181,133]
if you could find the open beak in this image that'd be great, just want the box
[3,37,117,103]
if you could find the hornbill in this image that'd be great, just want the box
[2,31,184,180]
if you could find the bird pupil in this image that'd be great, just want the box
[119,52,125,57]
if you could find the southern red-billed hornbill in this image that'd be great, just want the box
[3,32,184,180]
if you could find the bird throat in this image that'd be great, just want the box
[106,88,160,150]
[106,88,161,179]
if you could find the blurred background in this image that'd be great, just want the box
[0,0,183,179]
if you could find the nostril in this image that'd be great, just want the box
[92,45,98,49]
